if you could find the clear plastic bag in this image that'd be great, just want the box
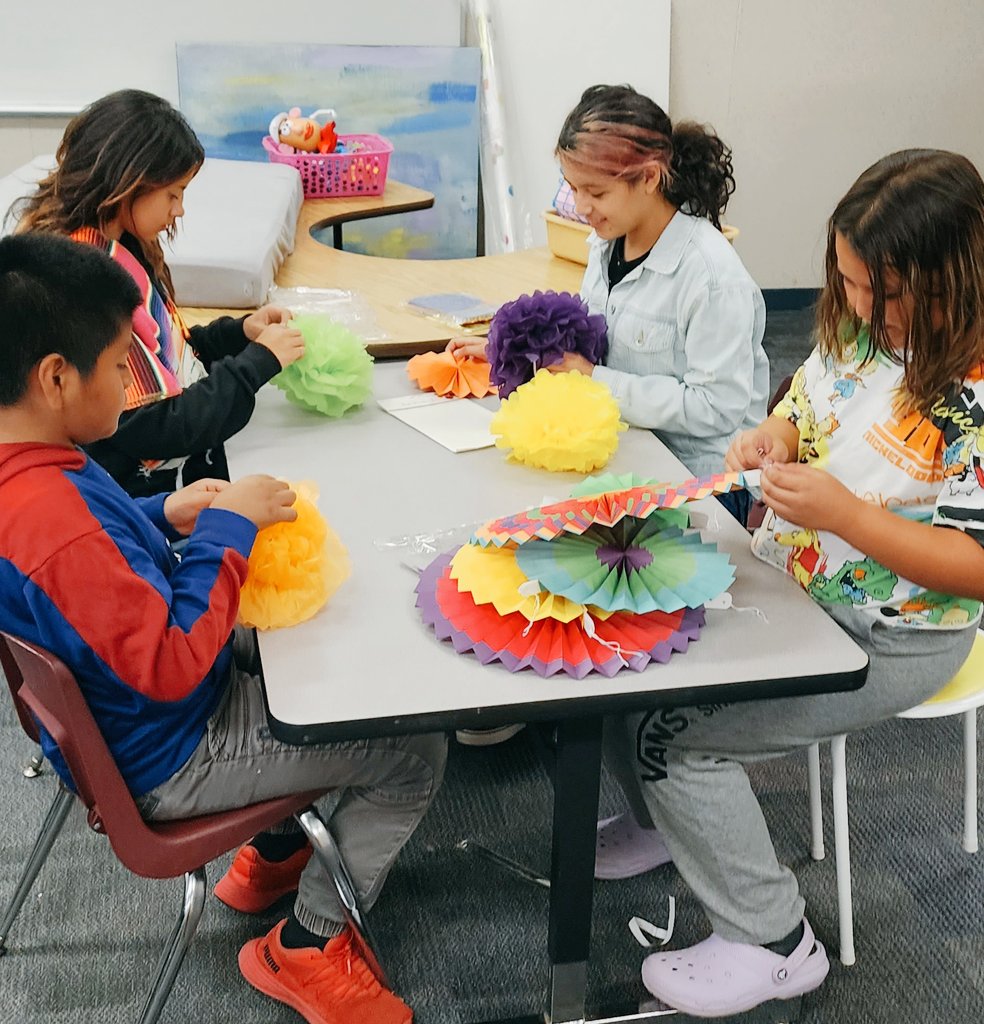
[269,286,389,342]
[373,521,483,575]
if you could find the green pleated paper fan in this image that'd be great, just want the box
[514,515,734,613]
[272,314,374,417]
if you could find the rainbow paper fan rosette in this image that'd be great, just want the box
[239,481,350,630]
[490,369,626,473]
[272,313,374,416]
[473,470,752,547]
[514,516,735,614]
[415,551,705,679]
[412,470,754,678]
[407,351,496,398]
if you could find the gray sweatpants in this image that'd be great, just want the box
[137,628,447,936]
[605,605,976,945]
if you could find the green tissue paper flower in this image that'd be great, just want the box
[272,314,374,417]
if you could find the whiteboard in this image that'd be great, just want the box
[0,0,462,112]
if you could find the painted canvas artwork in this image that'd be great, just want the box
[176,43,480,259]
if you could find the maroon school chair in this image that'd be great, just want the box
[0,631,387,1023]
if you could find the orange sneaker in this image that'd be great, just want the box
[239,920,413,1024]
[215,844,312,913]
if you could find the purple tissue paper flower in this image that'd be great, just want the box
[486,290,608,397]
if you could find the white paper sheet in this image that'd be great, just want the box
[377,394,495,453]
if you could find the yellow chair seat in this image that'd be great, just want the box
[898,630,984,719]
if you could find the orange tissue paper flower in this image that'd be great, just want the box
[239,481,350,630]
[406,350,496,398]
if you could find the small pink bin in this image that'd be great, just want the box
[262,133,393,198]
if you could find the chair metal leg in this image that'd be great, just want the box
[0,784,74,955]
[22,747,44,779]
[963,709,978,854]
[138,868,207,1024]
[295,807,391,990]
[807,742,824,861]
[830,734,855,966]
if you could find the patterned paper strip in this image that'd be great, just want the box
[472,471,750,547]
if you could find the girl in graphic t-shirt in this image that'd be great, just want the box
[604,149,984,1018]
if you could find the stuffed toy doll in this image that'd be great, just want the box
[269,108,339,154]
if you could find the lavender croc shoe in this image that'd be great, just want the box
[595,812,673,880]
[641,918,830,1017]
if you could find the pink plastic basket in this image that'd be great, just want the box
[262,133,393,198]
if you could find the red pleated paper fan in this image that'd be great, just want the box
[415,552,704,679]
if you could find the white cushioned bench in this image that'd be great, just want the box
[1,156,304,309]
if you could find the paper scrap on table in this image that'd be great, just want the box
[378,393,495,453]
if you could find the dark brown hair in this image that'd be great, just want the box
[816,149,984,415]
[0,232,140,405]
[555,84,735,229]
[16,89,204,297]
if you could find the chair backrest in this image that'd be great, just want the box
[0,632,42,743]
[0,631,150,842]
[0,630,329,880]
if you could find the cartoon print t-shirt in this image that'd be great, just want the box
[751,328,984,629]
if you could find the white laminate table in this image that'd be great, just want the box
[226,361,868,1024]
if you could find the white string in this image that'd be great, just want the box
[518,579,541,637]
[629,897,676,948]
[733,602,770,625]
[704,592,770,624]
[581,610,641,665]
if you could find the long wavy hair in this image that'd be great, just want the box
[817,149,984,415]
[555,84,735,229]
[16,89,204,298]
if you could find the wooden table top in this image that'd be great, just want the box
[180,180,586,358]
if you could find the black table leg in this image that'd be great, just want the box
[547,716,603,1023]
[333,223,344,249]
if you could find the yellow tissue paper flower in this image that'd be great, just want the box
[490,369,626,473]
[449,543,612,622]
[239,481,350,630]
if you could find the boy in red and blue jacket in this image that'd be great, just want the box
[0,233,444,1024]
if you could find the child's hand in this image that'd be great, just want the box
[760,463,857,535]
[211,475,298,530]
[445,336,489,361]
[255,323,305,368]
[544,352,595,376]
[725,429,791,471]
[243,304,292,341]
[163,478,229,535]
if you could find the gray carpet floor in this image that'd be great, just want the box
[3,307,984,1022]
